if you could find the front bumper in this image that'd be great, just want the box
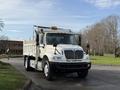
[49,62,91,72]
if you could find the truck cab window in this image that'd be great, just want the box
[46,33,77,45]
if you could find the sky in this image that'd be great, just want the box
[0,0,120,40]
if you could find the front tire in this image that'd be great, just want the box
[77,70,88,78]
[43,60,53,81]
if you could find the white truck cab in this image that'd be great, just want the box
[23,25,91,80]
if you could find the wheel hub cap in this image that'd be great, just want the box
[44,64,49,77]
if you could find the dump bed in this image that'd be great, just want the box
[23,40,36,56]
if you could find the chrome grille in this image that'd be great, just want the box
[75,50,84,59]
[64,50,83,59]
[64,50,74,59]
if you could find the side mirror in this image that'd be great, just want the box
[53,43,57,54]
[78,35,81,46]
[53,43,57,47]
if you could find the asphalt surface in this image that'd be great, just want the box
[1,58,120,90]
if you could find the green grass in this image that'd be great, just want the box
[91,54,120,65]
[0,61,27,90]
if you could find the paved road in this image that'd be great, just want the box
[1,58,120,90]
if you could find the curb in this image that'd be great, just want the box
[92,64,120,67]
[22,79,32,90]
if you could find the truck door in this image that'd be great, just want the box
[39,33,45,58]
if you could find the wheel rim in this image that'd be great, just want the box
[44,64,49,77]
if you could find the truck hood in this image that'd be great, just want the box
[57,44,83,50]
[46,44,83,54]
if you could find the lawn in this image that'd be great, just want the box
[0,61,27,90]
[91,54,120,65]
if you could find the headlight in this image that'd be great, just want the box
[53,56,62,60]
[83,54,89,60]
[85,55,89,60]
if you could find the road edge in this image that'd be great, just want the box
[92,64,120,67]
[22,79,32,90]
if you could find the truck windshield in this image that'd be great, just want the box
[46,33,77,45]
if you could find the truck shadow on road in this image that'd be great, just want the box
[32,69,120,90]
[35,69,120,82]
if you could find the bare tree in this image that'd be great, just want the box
[0,19,8,54]
[0,19,4,31]
[81,15,120,56]
[0,35,9,40]
[102,15,120,56]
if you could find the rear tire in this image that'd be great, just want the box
[43,59,53,81]
[25,57,33,71]
[77,70,88,78]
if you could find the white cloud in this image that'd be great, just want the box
[0,0,56,24]
[85,0,120,9]
[63,15,97,19]
[0,0,21,10]
[0,0,93,25]
[6,30,23,33]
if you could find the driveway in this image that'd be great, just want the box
[1,58,120,90]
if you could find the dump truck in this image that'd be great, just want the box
[23,25,91,80]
